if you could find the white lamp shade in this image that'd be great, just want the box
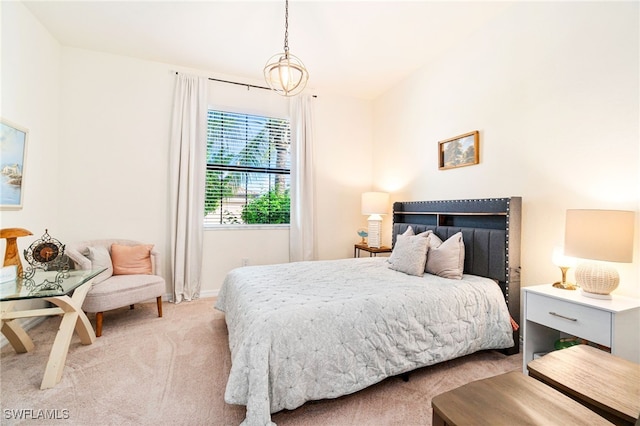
[564,209,635,298]
[564,209,634,263]
[361,192,389,215]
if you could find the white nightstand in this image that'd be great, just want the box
[522,284,640,373]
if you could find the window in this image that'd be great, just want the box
[204,109,291,226]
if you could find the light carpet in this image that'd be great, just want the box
[1,298,521,425]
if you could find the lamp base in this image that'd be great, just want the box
[552,281,577,290]
[575,261,619,298]
[552,266,576,290]
[367,217,382,248]
[579,289,612,300]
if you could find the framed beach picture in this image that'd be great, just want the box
[438,130,479,170]
[1,119,28,209]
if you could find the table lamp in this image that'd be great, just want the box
[564,209,635,299]
[361,192,389,248]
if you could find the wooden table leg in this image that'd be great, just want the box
[431,411,446,426]
[39,308,78,389]
[1,319,35,353]
[40,281,96,389]
[1,300,36,353]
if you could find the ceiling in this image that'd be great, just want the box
[22,1,513,100]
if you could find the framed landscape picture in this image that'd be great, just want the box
[1,119,28,209]
[438,130,479,170]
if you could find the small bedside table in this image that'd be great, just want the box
[522,284,640,373]
[354,244,392,258]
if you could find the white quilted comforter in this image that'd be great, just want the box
[215,257,514,425]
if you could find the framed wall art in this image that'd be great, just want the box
[1,118,28,209]
[438,130,479,170]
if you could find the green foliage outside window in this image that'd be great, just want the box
[241,189,290,224]
[204,170,233,216]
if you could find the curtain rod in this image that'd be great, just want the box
[174,71,316,97]
[211,76,272,91]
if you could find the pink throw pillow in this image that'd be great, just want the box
[111,244,154,275]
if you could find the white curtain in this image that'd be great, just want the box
[289,94,317,262]
[169,74,207,303]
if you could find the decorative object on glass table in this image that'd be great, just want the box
[0,227,33,275]
[23,229,68,274]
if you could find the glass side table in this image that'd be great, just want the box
[0,268,105,389]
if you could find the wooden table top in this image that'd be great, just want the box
[431,371,612,425]
[527,345,640,424]
[354,243,391,252]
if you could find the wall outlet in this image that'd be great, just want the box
[241,258,249,267]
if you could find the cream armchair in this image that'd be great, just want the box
[65,239,165,337]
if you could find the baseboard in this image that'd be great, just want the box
[199,289,219,299]
[163,288,219,303]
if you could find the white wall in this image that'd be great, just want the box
[373,2,640,297]
[1,0,374,297]
[1,1,61,249]
[56,48,174,280]
[314,94,374,259]
[0,1,63,330]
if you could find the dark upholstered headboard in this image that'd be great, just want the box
[392,197,522,354]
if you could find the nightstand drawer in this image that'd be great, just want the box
[526,293,611,347]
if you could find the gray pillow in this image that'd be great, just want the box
[401,226,431,238]
[388,227,431,266]
[86,245,114,284]
[388,234,429,276]
[425,232,465,279]
[402,226,415,236]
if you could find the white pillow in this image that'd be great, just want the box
[425,232,465,279]
[388,234,429,276]
[86,245,114,284]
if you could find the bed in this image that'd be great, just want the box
[216,197,521,426]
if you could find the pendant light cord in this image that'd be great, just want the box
[283,0,290,54]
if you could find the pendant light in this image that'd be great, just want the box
[264,0,309,96]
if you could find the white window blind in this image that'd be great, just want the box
[204,109,291,226]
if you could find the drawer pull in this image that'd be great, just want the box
[549,311,577,322]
